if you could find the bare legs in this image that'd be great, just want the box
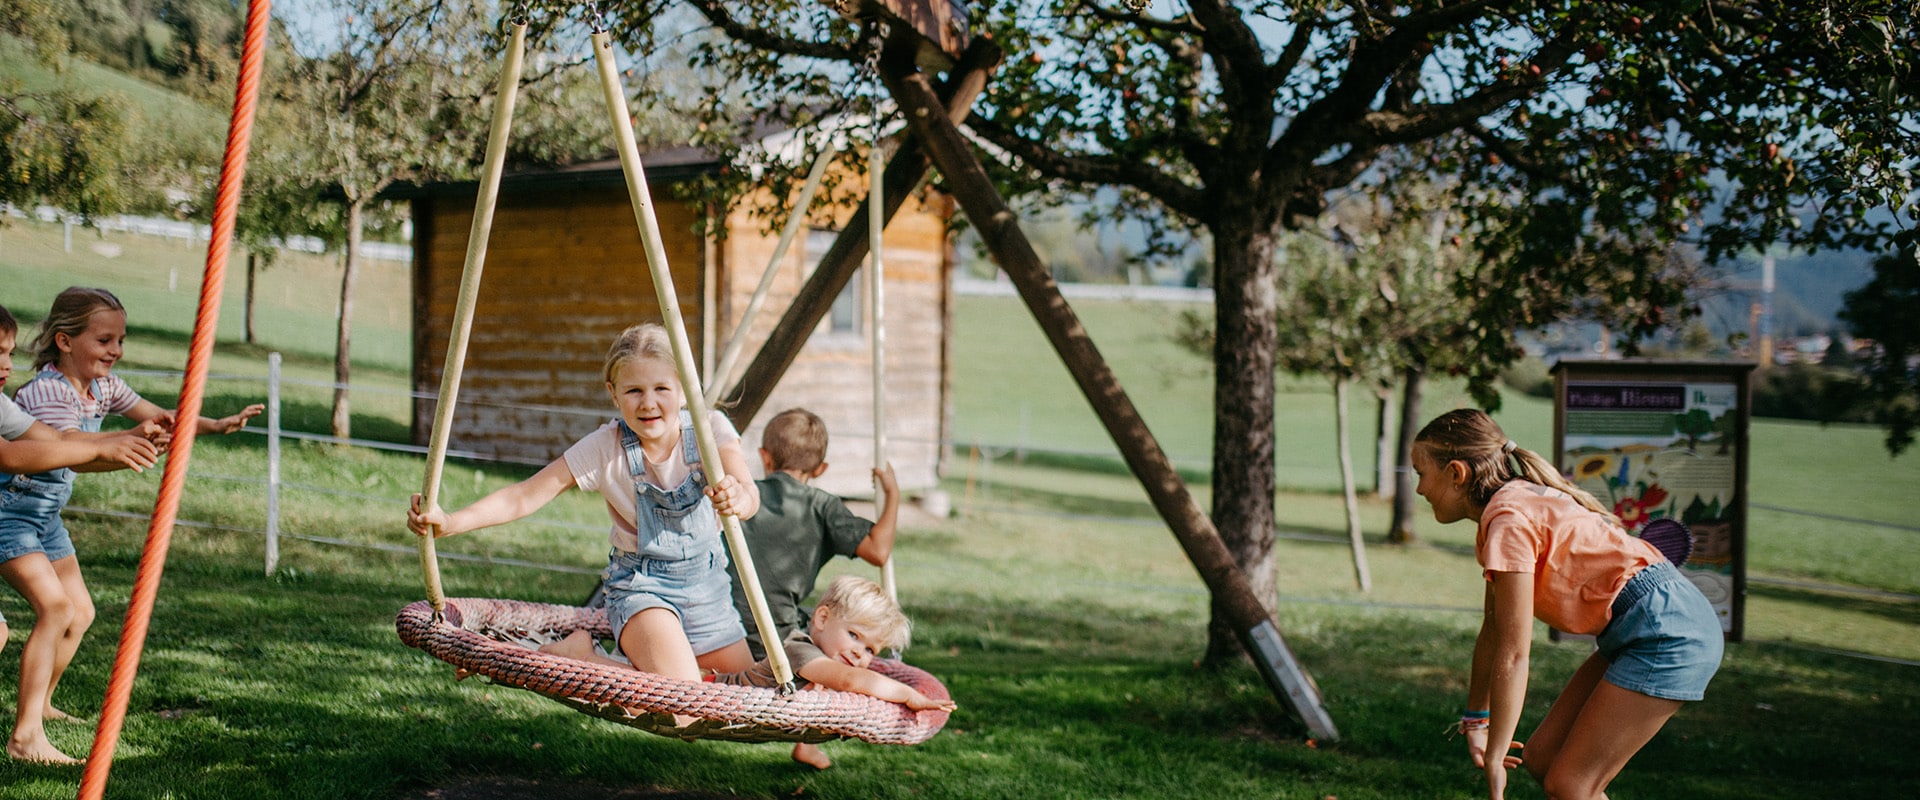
[1523,652,1684,800]
[2,552,94,765]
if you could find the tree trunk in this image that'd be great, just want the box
[1374,386,1394,498]
[1336,378,1370,591]
[332,200,362,440]
[245,251,258,344]
[1203,218,1281,666]
[1388,366,1426,544]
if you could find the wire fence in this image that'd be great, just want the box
[78,355,1920,586]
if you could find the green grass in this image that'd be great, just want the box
[0,213,1915,798]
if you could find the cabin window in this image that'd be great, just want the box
[806,227,864,339]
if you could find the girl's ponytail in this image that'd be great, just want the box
[1509,445,1619,523]
[1416,408,1620,526]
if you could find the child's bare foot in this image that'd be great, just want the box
[43,705,88,724]
[791,742,832,770]
[7,735,84,765]
[537,630,597,660]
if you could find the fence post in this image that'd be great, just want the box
[265,351,281,575]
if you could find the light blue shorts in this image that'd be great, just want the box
[0,474,78,565]
[602,548,746,657]
[1596,560,1724,701]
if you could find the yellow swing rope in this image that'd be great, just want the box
[589,27,794,688]
[418,16,527,614]
[865,40,897,602]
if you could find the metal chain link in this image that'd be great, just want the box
[585,1,608,34]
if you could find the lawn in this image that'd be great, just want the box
[0,217,1915,798]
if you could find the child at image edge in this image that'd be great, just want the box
[738,406,901,768]
[409,323,761,696]
[1411,408,1723,800]
[5,289,259,764]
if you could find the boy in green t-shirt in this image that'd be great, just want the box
[730,408,898,768]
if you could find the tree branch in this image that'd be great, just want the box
[678,0,856,61]
[965,114,1208,220]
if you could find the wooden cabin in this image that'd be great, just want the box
[404,144,956,497]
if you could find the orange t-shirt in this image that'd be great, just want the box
[1476,481,1662,635]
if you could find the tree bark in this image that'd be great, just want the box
[1203,217,1281,665]
[1374,386,1394,498]
[245,251,258,344]
[332,199,362,440]
[1388,366,1426,543]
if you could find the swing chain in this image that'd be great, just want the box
[1122,0,1151,12]
[864,21,888,148]
[585,1,608,34]
[509,1,529,28]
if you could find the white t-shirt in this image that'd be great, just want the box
[563,411,740,553]
[0,393,38,440]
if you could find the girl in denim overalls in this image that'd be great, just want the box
[409,323,760,689]
[3,289,258,764]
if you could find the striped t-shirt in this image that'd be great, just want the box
[13,369,142,432]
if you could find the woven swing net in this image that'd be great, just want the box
[397,598,952,744]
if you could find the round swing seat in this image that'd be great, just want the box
[395,598,952,745]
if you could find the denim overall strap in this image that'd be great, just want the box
[616,412,715,560]
[2,374,100,502]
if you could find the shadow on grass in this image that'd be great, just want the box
[1748,580,1920,629]
[6,526,1914,799]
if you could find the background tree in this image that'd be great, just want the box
[2,1,135,219]
[1839,233,1920,456]
[593,0,1917,665]
[276,0,499,439]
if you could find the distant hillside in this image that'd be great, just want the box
[0,33,225,144]
[1701,247,1876,340]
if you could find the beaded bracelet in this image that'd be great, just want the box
[1456,709,1491,735]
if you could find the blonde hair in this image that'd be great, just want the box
[762,408,828,473]
[816,575,911,654]
[602,323,676,386]
[32,287,125,370]
[1414,408,1619,523]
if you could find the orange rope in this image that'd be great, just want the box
[77,0,271,794]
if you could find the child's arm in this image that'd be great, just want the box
[1471,572,1532,789]
[125,399,263,436]
[2,421,159,474]
[409,457,576,538]
[705,437,762,520]
[854,462,900,567]
[796,656,957,712]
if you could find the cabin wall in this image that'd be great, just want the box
[413,185,707,463]
[412,178,954,501]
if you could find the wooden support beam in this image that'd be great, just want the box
[724,38,1001,426]
[878,51,1340,741]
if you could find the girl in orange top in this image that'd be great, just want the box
[1413,409,1722,800]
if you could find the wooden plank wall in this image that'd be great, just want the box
[413,179,955,498]
[414,185,707,464]
[711,186,955,497]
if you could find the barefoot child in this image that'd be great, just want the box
[5,290,253,764]
[728,407,899,767]
[1411,408,1722,799]
[409,323,761,693]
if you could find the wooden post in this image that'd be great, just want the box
[880,50,1339,741]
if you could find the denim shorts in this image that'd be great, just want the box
[0,474,78,564]
[1596,560,1725,701]
[602,547,746,656]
